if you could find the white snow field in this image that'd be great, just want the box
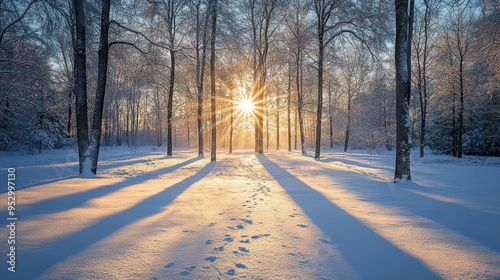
[1,146,499,279]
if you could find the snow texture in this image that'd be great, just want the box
[0,146,499,279]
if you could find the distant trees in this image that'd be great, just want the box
[2,0,499,177]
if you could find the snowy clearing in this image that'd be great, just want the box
[1,147,499,279]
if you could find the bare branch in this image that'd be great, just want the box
[109,20,177,51]
[108,40,147,55]
[0,0,38,43]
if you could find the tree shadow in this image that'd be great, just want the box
[13,161,215,279]
[397,184,500,253]
[19,156,202,219]
[258,155,439,279]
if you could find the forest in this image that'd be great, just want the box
[1,0,499,174]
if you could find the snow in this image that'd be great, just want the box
[0,146,499,279]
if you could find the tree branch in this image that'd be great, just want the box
[0,0,38,43]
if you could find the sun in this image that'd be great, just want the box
[237,98,255,114]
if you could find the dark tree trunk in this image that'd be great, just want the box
[315,32,324,159]
[344,98,351,152]
[328,82,334,149]
[452,91,457,157]
[458,56,464,158]
[86,0,111,175]
[229,92,234,153]
[167,49,175,156]
[73,0,90,174]
[394,0,413,182]
[287,61,292,152]
[196,0,209,156]
[67,89,73,134]
[296,50,306,155]
[276,98,280,150]
[210,0,217,162]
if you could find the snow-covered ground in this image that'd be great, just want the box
[1,146,499,279]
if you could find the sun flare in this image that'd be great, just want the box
[237,98,255,113]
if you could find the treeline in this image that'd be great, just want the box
[0,0,498,158]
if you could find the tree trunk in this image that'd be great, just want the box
[458,56,464,158]
[87,0,111,175]
[276,99,280,150]
[167,49,175,156]
[394,0,413,182]
[296,50,306,155]
[266,107,269,150]
[287,61,292,152]
[67,89,73,134]
[210,0,217,162]
[344,98,351,152]
[196,1,209,157]
[73,0,90,174]
[315,32,324,159]
[328,82,334,149]
[229,92,233,153]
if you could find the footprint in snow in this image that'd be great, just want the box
[224,236,234,242]
[179,266,196,276]
[251,235,260,240]
[164,262,175,268]
[226,269,236,276]
[236,224,244,230]
[238,247,249,253]
[214,245,225,251]
[241,219,253,225]
[204,256,217,262]
[205,240,213,245]
[297,224,308,228]
[235,263,247,269]
[240,239,250,243]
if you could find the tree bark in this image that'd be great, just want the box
[315,31,324,159]
[394,0,413,182]
[287,60,292,152]
[328,82,334,149]
[196,0,209,156]
[210,0,217,162]
[86,0,111,175]
[73,0,90,174]
[167,48,175,156]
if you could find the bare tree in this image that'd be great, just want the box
[73,0,90,174]
[444,2,475,159]
[210,0,217,162]
[394,0,414,182]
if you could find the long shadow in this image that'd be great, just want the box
[398,185,500,253]
[11,161,215,279]
[258,155,439,279]
[19,156,202,220]
[280,154,500,254]
[1,157,162,194]
[322,156,393,172]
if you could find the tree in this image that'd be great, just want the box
[73,0,91,173]
[210,0,217,162]
[394,0,414,182]
[337,47,368,152]
[444,3,475,159]
[191,0,210,156]
[249,0,280,154]
[286,0,309,155]
[412,0,433,157]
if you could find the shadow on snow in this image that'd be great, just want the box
[258,155,440,279]
[12,161,215,279]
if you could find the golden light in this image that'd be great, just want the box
[237,98,255,114]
